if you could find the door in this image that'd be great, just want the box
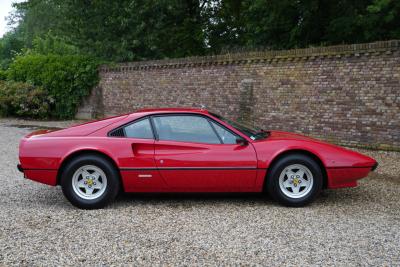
[152,114,258,192]
[114,117,166,192]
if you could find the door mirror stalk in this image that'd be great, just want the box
[236,138,248,146]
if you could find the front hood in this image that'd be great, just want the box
[267,130,324,142]
[264,130,351,150]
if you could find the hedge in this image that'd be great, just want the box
[7,54,100,119]
[0,81,52,118]
[0,70,6,80]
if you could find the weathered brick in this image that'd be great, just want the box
[78,40,400,151]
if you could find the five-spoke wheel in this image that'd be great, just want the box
[72,165,108,200]
[266,154,323,207]
[279,164,314,199]
[61,154,120,209]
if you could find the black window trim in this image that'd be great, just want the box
[207,118,243,144]
[207,119,223,144]
[150,113,242,144]
[108,112,243,144]
[206,113,249,142]
[148,116,158,140]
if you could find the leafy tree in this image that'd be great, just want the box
[2,0,400,61]
[205,0,246,52]
[208,0,400,52]
[363,0,400,41]
[29,32,80,55]
[9,0,64,47]
[0,31,24,69]
[48,0,209,61]
[241,0,303,49]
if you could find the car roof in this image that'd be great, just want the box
[135,107,210,115]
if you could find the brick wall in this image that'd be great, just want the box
[78,40,400,150]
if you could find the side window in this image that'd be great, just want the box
[210,121,238,144]
[153,115,221,144]
[124,118,153,139]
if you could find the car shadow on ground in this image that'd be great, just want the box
[108,187,370,209]
[116,192,271,205]
[21,178,379,210]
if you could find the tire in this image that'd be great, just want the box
[60,154,120,209]
[266,154,323,207]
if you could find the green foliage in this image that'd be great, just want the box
[7,54,100,119]
[0,80,51,118]
[9,0,65,47]
[0,0,399,120]
[0,70,7,80]
[30,33,80,55]
[364,0,400,40]
[57,0,207,61]
[6,0,399,59]
[0,31,25,69]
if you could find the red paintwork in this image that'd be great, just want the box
[18,108,377,192]
[153,140,257,190]
[23,170,58,186]
[326,167,372,188]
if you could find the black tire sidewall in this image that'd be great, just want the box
[60,154,120,209]
[267,154,323,207]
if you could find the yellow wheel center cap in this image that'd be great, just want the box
[87,179,93,186]
[293,178,299,186]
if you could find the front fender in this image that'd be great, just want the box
[252,139,375,169]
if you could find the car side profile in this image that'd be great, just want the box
[18,108,377,209]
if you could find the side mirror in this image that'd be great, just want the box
[236,137,248,146]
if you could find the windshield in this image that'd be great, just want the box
[210,113,269,140]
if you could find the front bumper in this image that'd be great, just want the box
[371,162,379,171]
[327,166,375,189]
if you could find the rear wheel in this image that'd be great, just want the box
[266,154,323,207]
[60,154,120,209]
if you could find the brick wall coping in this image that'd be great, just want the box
[100,40,400,72]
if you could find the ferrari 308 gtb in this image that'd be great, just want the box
[18,108,377,209]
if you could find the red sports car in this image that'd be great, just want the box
[18,108,377,209]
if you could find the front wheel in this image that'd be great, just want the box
[60,154,120,209]
[266,154,323,207]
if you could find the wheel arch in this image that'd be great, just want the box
[263,149,328,191]
[56,149,121,187]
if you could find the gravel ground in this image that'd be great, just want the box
[0,118,399,266]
